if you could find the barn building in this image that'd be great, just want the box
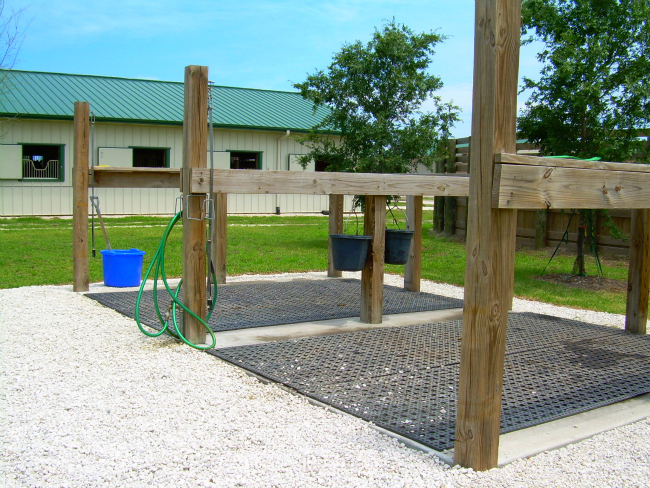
[0,70,340,216]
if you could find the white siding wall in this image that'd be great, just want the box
[0,119,345,216]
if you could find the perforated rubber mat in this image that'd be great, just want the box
[86,279,462,332]
[209,313,650,451]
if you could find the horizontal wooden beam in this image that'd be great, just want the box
[190,168,470,196]
[496,153,650,173]
[90,167,180,188]
[494,163,650,209]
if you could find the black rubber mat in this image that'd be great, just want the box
[209,313,650,451]
[86,279,462,332]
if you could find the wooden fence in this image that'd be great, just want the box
[434,136,650,254]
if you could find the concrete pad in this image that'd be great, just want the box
[210,308,463,349]
[496,393,650,466]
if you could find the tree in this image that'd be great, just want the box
[293,20,459,178]
[1,0,24,71]
[518,0,650,274]
[1,1,26,137]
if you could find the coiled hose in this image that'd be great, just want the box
[135,211,217,350]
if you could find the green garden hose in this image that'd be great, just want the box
[135,211,217,350]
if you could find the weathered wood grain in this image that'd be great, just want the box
[404,195,423,292]
[190,168,470,197]
[361,195,386,324]
[91,167,180,188]
[494,164,650,209]
[455,0,520,471]
[181,65,209,345]
[496,152,650,173]
[73,102,90,292]
[327,194,344,278]
[626,209,650,334]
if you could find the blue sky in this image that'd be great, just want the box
[6,0,543,136]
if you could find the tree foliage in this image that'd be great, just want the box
[294,21,459,175]
[518,0,650,163]
[519,0,650,275]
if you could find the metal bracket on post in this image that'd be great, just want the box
[203,197,215,221]
[184,194,212,221]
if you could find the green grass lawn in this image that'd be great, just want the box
[0,214,630,314]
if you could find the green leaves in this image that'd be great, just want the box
[294,20,459,175]
[519,0,650,163]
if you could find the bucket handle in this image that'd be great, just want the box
[386,200,410,231]
[342,202,362,235]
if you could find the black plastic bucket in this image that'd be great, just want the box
[330,234,372,271]
[385,229,415,265]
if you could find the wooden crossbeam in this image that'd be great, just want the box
[190,168,469,196]
[496,153,650,173]
[91,167,180,188]
[493,163,650,209]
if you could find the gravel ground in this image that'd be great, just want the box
[1,272,649,487]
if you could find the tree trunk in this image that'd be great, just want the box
[573,225,587,276]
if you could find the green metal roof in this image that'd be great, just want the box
[0,70,331,132]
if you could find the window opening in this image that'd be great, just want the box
[230,151,260,170]
[22,144,63,180]
[133,148,168,168]
[315,157,331,172]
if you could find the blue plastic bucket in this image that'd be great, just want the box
[330,234,372,271]
[385,229,415,265]
[100,249,146,287]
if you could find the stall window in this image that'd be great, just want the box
[230,151,261,169]
[132,147,169,168]
[21,144,65,181]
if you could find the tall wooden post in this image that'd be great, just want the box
[361,195,386,323]
[328,194,344,278]
[454,0,520,471]
[434,159,446,232]
[404,195,423,292]
[212,193,228,284]
[625,208,650,334]
[182,65,209,344]
[444,138,458,236]
[72,101,90,292]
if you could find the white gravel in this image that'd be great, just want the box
[1,272,649,487]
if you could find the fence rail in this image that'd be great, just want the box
[436,137,639,254]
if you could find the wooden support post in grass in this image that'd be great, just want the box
[404,195,423,292]
[181,65,209,345]
[454,0,520,471]
[444,138,457,237]
[328,194,344,278]
[625,208,650,334]
[361,195,386,323]
[535,209,548,249]
[434,159,446,232]
[72,101,90,292]
[212,193,228,284]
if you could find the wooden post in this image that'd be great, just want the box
[626,208,650,334]
[212,193,228,284]
[434,159,446,232]
[328,194,344,278]
[454,0,520,471]
[444,138,458,236]
[361,195,386,323]
[181,65,209,345]
[535,209,548,249]
[72,101,90,292]
[404,195,423,292]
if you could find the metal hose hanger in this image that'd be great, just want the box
[207,81,216,306]
[89,110,111,255]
